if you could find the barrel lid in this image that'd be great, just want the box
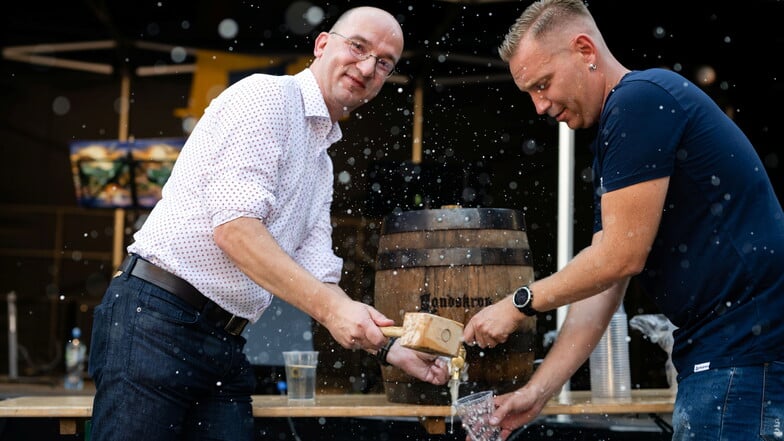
[381,208,526,234]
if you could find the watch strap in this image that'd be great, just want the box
[375,337,397,366]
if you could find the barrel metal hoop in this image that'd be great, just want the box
[376,247,532,270]
[381,208,526,234]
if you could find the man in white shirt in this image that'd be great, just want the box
[88,7,449,441]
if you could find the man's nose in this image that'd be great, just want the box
[356,56,377,77]
[532,95,550,115]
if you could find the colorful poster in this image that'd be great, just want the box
[70,138,184,208]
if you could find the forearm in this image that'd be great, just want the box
[528,231,639,314]
[525,281,628,398]
[213,216,344,323]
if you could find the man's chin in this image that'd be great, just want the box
[339,98,367,114]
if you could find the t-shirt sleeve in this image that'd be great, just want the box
[592,79,688,233]
[598,80,687,193]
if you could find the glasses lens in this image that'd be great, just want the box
[334,33,395,77]
[347,41,365,60]
[377,61,395,77]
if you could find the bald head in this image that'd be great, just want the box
[309,6,404,121]
[331,6,404,59]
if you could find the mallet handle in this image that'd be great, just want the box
[380,326,405,338]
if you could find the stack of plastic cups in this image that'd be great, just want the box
[589,304,632,400]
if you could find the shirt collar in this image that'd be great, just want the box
[295,69,342,144]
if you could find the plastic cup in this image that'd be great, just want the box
[453,390,501,441]
[282,351,319,404]
[589,310,631,401]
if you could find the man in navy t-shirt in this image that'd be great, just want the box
[463,1,784,440]
[591,68,783,382]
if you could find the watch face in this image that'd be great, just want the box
[514,287,530,308]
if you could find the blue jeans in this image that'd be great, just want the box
[672,361,784,440]
[88,274,257,441]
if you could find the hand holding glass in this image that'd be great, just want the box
[453,390,501,441]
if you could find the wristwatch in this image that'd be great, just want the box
[512,285,538,317]
[375,337,397,366]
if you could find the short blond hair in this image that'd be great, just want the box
[498,0,592,62]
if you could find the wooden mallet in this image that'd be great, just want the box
[380,312,464,357]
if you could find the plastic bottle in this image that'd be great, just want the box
[589,304,632,400]
[64,327,87,390]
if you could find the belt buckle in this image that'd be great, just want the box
[224,315,248,336]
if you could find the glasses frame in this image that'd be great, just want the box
[329,32,396,78]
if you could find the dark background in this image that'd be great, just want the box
[0,0,781,405]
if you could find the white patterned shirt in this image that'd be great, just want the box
[128,69,344,321]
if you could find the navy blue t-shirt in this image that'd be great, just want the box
[591,68,784,380]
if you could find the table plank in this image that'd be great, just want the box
[251,394,452,417]
[0,389,675,419]
[0,396,94,418]
[540,389,676,415]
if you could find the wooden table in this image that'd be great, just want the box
[0,389,675,436]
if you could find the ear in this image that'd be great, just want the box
[572,34,596,64]
[313,32,330,58]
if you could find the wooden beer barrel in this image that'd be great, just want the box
[374,207,536,404]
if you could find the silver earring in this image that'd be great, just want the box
[589,63,598,71]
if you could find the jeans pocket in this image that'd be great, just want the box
[87,301,112,381]
[760,361,784,441]
[137,283,200,325]
[124,284,203,382]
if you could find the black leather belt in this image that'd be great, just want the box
[118,254,248,336]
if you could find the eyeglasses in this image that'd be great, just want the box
[329,32,396,78]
